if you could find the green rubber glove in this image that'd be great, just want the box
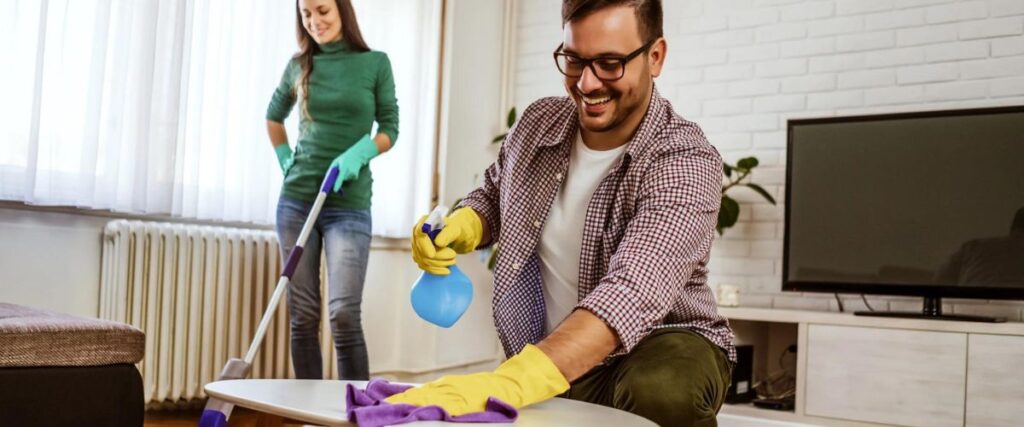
[328,134,380,192]
[274,144,294,175]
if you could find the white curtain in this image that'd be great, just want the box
[0,0,438,237]
[356,0,439,237]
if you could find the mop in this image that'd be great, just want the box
[198,167,340,427]
[199,170,489,426]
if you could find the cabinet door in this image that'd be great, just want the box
[966,334,1024,427]
[805,325,967,427]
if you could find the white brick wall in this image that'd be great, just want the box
[511,0,1024,320]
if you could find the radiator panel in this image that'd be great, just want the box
[100,220,338,405]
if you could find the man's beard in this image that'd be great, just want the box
[576,86,639,133]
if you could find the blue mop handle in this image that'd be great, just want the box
[199,166,341,427]
[320,166,340,194]
[280,166,340,280]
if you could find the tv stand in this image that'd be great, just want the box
[854,296,1007,323]
[719,307,1024,426]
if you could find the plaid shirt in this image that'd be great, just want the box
[460,87,735,363]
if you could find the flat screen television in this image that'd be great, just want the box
[784,106,1024,322]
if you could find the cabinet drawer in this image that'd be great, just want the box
[966,334,1024,427]
[805,325,966,427]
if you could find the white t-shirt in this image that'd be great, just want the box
[538,132,628,334]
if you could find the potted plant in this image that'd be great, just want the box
[719,157,776,235]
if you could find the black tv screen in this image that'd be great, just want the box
[784,106,1024,300]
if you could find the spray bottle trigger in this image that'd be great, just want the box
[423,205,449,244]
[422,223,442,241]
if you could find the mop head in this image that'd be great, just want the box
[346,378,517,427]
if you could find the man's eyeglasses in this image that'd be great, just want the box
[553,39,657,81]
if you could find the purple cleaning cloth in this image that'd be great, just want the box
[345,378,518,427]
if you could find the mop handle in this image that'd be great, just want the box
[243,167,340,364]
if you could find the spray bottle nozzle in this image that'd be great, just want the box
[422,205,449,242]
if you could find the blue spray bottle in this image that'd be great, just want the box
[410,205,474,328]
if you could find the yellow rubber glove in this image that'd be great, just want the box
[385,344,570,416]
[411,215,456,275]
[410,207,484,276]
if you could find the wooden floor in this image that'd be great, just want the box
[144,407,313,427]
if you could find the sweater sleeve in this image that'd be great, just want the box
[374,53,399,145]
[266,59,298,123]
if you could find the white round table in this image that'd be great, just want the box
[205,379,656,426]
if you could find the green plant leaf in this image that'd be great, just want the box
[737,156,759,170]
[744,183,776,205]
[492,133,507,144]
[723,163,733,178]
[717,196,740,235]
[506,107,517,128]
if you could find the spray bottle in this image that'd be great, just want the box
[410,205,474,328]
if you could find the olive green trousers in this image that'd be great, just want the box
[561,328,732,427]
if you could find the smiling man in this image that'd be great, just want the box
[389,1,735,425]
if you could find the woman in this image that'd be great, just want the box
[266,0,398,380]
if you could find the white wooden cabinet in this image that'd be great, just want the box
[719,308,1024,427]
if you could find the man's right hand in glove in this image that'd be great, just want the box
[411,207,484,275]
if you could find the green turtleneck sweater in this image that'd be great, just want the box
[267,39,399,209]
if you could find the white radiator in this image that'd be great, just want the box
[99,220,338,405]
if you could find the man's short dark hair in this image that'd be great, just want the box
[562,0,664,43]
[1013,207,1024,232]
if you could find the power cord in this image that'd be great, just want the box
[752,345,797,400]
[835,293,877,312]
[860,294,875,312]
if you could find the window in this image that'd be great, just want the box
[0,0,439,237]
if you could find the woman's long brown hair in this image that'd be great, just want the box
[293,0,371,119]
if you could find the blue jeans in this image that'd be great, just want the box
[275,196,372,380]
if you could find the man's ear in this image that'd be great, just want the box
[648,37,667,78]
